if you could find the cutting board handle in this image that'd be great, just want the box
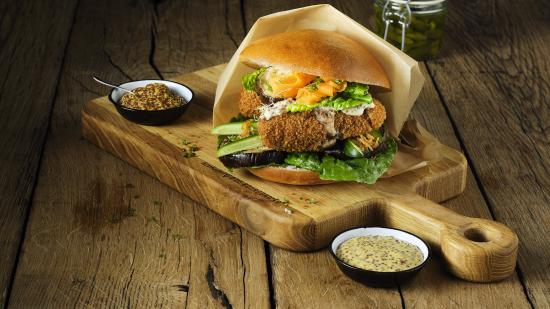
[381,194,518,282]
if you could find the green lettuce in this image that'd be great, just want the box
[287,82,373,112]
[286,103,315,112]
[242,67,266,91]
[284,138,397,184]
[285,153,321,171]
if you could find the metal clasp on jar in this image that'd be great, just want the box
[382,0,412,51]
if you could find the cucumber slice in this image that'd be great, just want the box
[344,139,364,158]
[217,135,263,157]
[211,121,257,135]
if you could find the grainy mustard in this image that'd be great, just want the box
[336,236,423,272]
[120,83,183,110]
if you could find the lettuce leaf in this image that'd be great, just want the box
[283,138,397,184]
[242,67,266,91]
[285,152,321,171]
[287,82,373,112]
[286,103,315,112]
[343,83,372,100]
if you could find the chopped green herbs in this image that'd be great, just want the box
[181,150,197,158]
[305,78,323,91]
[127,206,137,216]
[180,137,200,158]
[306,198,319,205]
[109,206,137,223]
[172,233,184,241]
[181,138,191,145]
[147,216,160,226]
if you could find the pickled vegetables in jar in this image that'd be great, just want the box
[374,0,447,60]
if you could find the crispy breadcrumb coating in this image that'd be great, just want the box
[239,88,262,118]
[335,100,386,139]
[258,99,386,152]
[258,111,329,151]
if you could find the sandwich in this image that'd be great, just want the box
[211,29,396,185]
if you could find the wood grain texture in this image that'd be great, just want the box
[398,64,530,308]
[0,0,78,306]
[153,2,270,308]
[7,0,268,308]
[153,0,245,78]
[244,1,531,307]
[82,62,520,284]
[426,0,550,307]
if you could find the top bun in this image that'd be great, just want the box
[240,29,390,90]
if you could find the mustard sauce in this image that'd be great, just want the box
[336,236,423,272]
[120,83,183,110]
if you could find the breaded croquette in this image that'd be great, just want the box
[239,88,262,118]
[335,100,386,139]
[258,100,386,152]
[258,111,329,151]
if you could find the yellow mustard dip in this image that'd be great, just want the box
[336,236,423,272]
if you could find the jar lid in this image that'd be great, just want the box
[410,0,446,8]
[379,0,446,14]
[386,0,445,5]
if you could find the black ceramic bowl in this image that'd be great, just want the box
[108,80,194,126]
[330,227,431,288]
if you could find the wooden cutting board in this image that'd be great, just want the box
[82,64,517,282]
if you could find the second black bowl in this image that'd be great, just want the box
[329,227,431,288]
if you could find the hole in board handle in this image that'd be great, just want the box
[463,228,491,243]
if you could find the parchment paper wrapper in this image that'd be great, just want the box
[213,4,442,178]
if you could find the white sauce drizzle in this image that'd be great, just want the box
[259,99,293,120]
[314,108,337,148]
[341,103,375,116]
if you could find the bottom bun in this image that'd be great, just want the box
[247,166,334,185]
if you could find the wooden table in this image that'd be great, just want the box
[1,1,548,308]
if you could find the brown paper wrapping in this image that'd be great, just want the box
[213,4,441,178]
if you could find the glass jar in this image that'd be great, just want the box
[374,0,447,60]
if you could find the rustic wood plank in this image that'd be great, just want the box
[154,1,270,308]
[425,0,549,307]
[153,0,245,77]
[401,65,530,308]
[244,0,531,307]
[0,0,78,306]
[8,0,268,308]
